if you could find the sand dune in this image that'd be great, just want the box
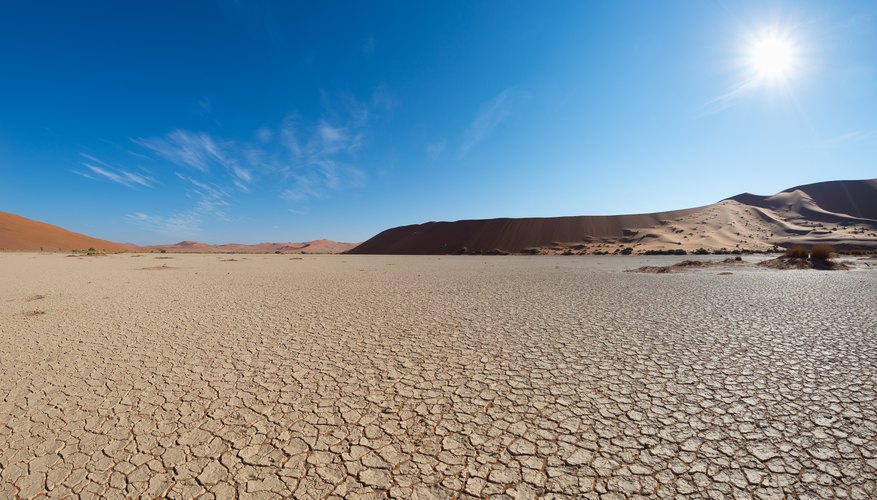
[350,179,877,255]
[0,211,130,253]
[0,213,355,254]
[140,239,357,254]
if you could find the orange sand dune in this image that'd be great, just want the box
[350,179,877,255]
[0,212,356,254]
[0,212,131,253]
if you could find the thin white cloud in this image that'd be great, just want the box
[427,139,447,159]
[198,98,213,114]
[125,211,201,235]
[317,122,347,146]
[126,174,231,235]
[462,88,529,154]
[122,90,380,233]
[74,154,153,188]
[133,130,253,185]
[282,172,327,202]
[255,126,273,144]
[133,130,222,173]
[362,36,376,56]
[819,129,877,147]
[699,78,761,117]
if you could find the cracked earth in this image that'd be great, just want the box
[1,253,875,499]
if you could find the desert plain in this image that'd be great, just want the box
[1,252,876,499]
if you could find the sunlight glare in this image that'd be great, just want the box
[749,34,795,81]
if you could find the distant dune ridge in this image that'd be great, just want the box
[3,179,875,255]
[0,212,355,254]
[350,179,877,255]
[139,239,357,254]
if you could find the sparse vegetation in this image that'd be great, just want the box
[763,244,846,270]
[643,249,687,255]
[627,257,745,274]
[484,248,510,256]
[522,247,541,255]
[810,244,833,261]
[784,246,808,259]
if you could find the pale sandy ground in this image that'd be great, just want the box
[1,253,876,499]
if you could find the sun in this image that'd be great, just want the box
[748,34,796,81]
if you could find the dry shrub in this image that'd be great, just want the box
[810,244,834,261]
[784,246,808,259]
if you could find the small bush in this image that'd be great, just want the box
[485,248,510,256]
[619,247,633,255]
[810,244,834,261]
[522,247,541,255]
[784,246,808,259]
[643,249,687,256]
[693,248,710,255]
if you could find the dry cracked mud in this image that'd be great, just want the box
[1,253,875,499]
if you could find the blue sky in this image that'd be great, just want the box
[1,1,875,244]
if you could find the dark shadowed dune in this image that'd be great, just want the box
[350,209,700,255]
[351,179,877,255]
[727,179,877,223]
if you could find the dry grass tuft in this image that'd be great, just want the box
[784,246,809,259]
[810,244,834,261]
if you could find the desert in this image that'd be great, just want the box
[2,252,876,498]
[4,2,877,498]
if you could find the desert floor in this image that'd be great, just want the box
[1,253,875,499]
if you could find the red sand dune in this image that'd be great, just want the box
[0,211,131,253]
[350,179,877,255]
[0,212,355,254]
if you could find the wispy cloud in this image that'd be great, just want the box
[74,153,153,188]
[198,97,213,114]
[97,90,385,235]
[427,139,447,159]
[362,36,376,56]
[819,129,877,147]
[274,99,371,202]
[699,79,761,117]
[125,211,201,235]
[462,88,529,154]
[135,131,216,172]
[134,130,253,185]
[124,174,231,236]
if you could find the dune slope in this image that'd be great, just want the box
[350,179,877,255]
[0,212,130,253]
